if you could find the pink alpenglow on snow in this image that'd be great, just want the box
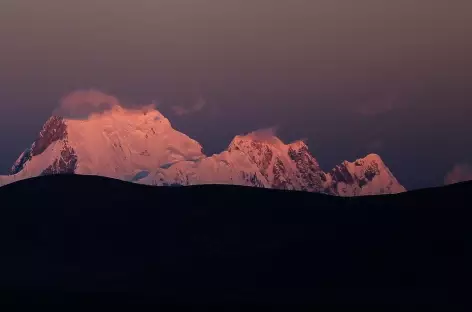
[0,98,405,196]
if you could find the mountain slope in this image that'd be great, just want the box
[0,104,405,195]
[0,175,469,306]
[327,153,406,196]
[5,106,204,182]
[139,132,405,195]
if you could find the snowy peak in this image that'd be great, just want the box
[10,116,68,174]
[137,131,406,196]
[62,104,205,178]
[341,153,391,184]
[328,154,406,196]
[225,133,404,195]
[288,140,309,153]
[286,141,325,191]
[81,104,171,129]
[7,104,205,181]
[228,132,285,153]
[226,133,309,190]
[217,133,326,192]
[32,116,68,156]
[228,135,278,181]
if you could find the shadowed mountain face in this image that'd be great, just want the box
[0,175,470,307]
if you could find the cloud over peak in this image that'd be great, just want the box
[245,127,279,141]
[171,97,207,116]
[444,163,472,185]
[53,90,121,119]
[53,90,159,119]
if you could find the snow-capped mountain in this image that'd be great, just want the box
[1,105,204,186]
[139,135,328,191]
[139,133,405,196]
[0,104,406,196]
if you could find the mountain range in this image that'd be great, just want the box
[0,104,405,195]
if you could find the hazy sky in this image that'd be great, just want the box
[1,0,471,189]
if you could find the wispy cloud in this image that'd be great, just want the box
[53,89,120,119]
[246,127,279,141]
[53,90,158,119]
[444,163,472,185]
[171,97,207,116]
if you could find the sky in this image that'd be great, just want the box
[1,0,471,190]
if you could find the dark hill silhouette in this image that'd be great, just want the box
[0,174,470,309]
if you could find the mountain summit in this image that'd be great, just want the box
[0,104,405,195]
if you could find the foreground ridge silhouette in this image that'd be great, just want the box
[0,174,470,308]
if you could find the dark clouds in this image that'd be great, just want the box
[0,0,472,189]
